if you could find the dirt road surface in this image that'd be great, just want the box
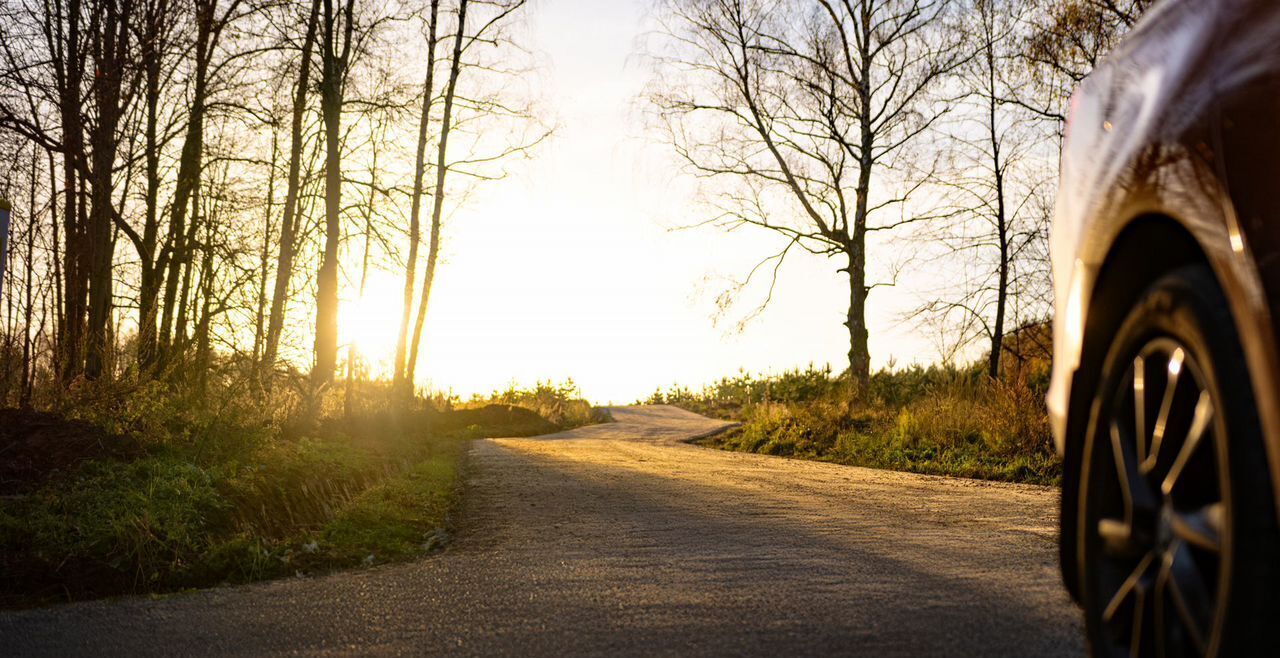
[0,405,1084,656]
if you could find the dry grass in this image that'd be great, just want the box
[657,365,1059,485]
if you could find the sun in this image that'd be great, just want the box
[340,270,406,377]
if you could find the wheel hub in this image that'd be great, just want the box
[1157,503,1174,552]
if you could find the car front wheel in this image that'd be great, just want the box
[1078,265,1278,657]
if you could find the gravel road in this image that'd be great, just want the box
[0,405,1084,656]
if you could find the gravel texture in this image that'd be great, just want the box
[0,405,1084,657]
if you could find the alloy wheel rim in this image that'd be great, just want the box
[1091,337,1228,658]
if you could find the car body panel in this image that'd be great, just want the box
[1051,0,1280,513]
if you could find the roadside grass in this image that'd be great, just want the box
[0,374,594,608]
[649,363,1060,486]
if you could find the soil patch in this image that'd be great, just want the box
[0,409,141,493]
[441,404,558,437]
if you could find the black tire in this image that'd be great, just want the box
[1077,265,1279,657]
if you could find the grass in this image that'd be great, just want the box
[0,374,595,608]
[650,363,1060,486]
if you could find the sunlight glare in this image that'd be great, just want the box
[341,270,406,376]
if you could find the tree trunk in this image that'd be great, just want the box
[158,1,213,365]
[312,86,341,384]
[3,215,14,405]
[406,0,468,386]
[58,0,86,382]
[85,0,132,380]
[312,0,356,386]
[989,221,1009,380]
[21,149,37,408]
[393,0,441,389]
[48,151,62,384]
[194,214,215,394]
[173,188,201,359]
[844,248,870,388]
[263,0,322,379]
[254,131,278,367]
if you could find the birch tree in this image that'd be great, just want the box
[914,0,1053,378]
[653,0,962,386]
[393,0,442,389]
[397,0,546,391]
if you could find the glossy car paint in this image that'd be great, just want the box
[1052,0,1280,590]
[1053,0,1280,485]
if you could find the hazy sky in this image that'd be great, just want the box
[372,0,936,403]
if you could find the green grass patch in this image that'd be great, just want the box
[297,440,463,568]
[189,439,466,586]
[0,378,596,608]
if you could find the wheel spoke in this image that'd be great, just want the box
[1105,551,1156,624]
[1164,541,1211,655]
[1155,556,1169,658]
[1144,347,1185,474]
[1099,517,1147,557]
[1092,340,1224,658]
[1112,421,1157,524]
[1132,584,1147,658]
[1161,391,1215,497]
[1134,355,1148,462]
[1170,503,1223,554]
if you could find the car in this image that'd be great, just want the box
[1051,0,1280,655]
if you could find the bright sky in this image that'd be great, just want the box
[350,0,937,404]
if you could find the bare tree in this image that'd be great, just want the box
[0,0,538,409]
[1019,0,1155,122]
[392,0,441,390]
[403,0,468,387]
[0,0,90,381]
[262,0,322,378]
[53,0,89,384]
[133,0,179,371]
[20,145,42,407]
[311,0,359,386]
[153,1,246,371]
[79,0,144,379]
[399,0,546,390]
[908,0,1055,379]
[653,0,962,386]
